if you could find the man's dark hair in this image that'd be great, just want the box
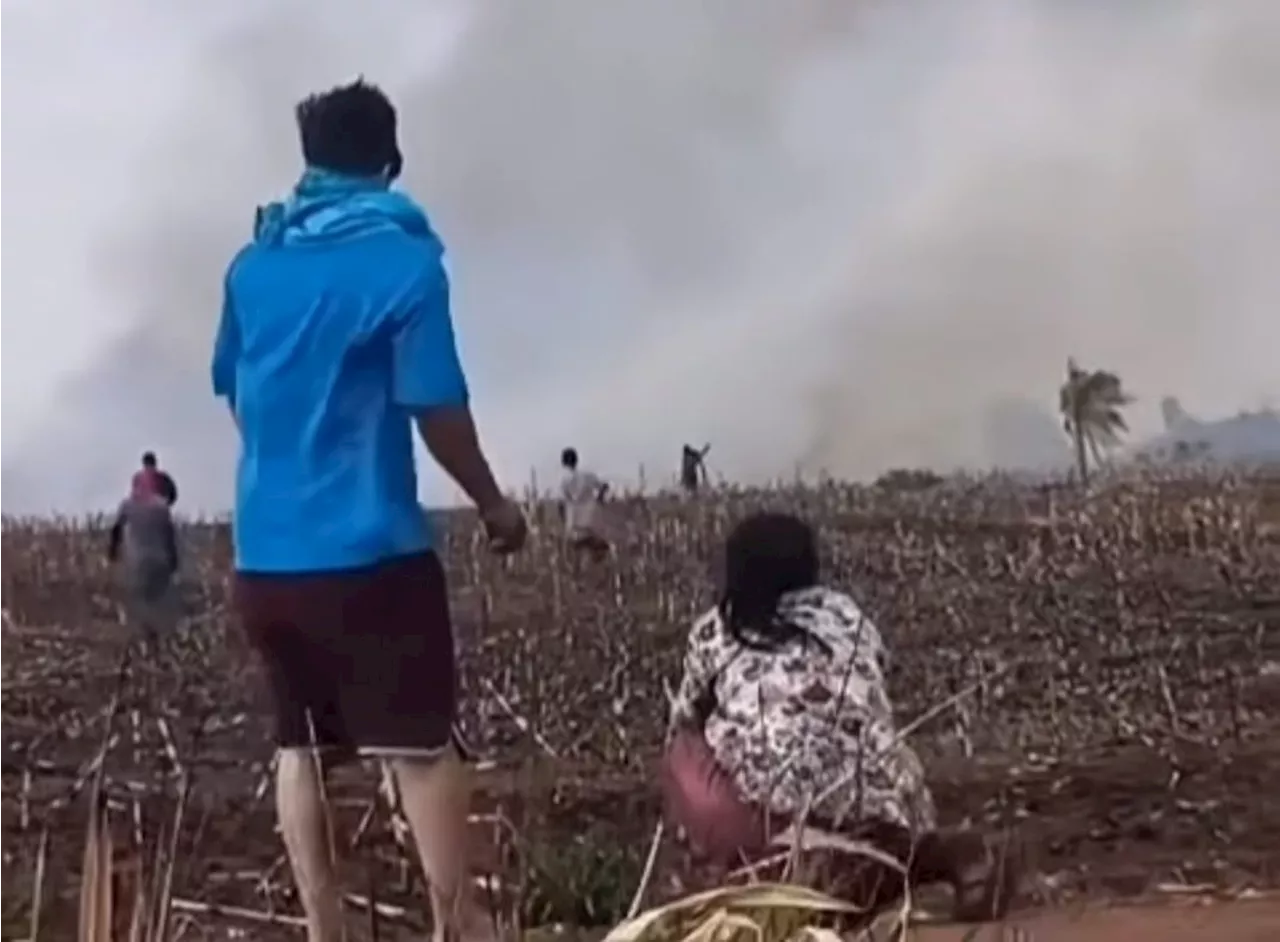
[141,452,157,468]
[561,447,579,470]
[295,78,403,180]
[719,512,829,655]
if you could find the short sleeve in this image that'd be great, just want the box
[211,269,240,405]
[392,251,469,410]
[668,608,725,727]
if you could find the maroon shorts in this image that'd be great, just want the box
[235,551,460,757]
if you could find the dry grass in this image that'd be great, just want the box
[2,466,1279,939]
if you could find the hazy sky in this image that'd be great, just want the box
[2,0,1278,514]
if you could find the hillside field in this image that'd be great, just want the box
[3,469,1279,938]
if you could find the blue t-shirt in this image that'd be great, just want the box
[211,171,468,573]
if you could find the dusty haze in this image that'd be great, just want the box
[2,0,1278,513]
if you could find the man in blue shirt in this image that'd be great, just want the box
[212,78,524,942]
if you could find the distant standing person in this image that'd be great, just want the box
[560,447,610,558]
[132,451,179,506]
[680,443,710,495]
[211,79,526,942]
[107,478,179,648]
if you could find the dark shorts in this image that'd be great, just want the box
[130,560,175,603]
[235,551,460,757]
[124,560,176,635]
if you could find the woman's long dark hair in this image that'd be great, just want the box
[718,512,830,655]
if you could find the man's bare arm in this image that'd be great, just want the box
[414,407,503,512]
[107,509,125,563]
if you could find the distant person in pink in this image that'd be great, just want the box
[131,451,178,506]
[109,471,180,648]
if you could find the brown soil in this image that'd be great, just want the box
[4,474,1279,938]
[915,897,1280,941]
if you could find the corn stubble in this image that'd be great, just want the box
[1,466,1278,939]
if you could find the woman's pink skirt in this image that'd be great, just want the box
[660,729,771,862]
[660,730,1017,921]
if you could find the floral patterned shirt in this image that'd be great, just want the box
[669,586,936,833]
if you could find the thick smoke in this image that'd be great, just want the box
[2,0,1277,512]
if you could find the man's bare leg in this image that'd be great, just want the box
[391,748,494,942]
[277,748,344,942]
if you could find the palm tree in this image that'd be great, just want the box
[1059,358,1133,486]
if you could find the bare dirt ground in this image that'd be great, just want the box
[3,471,1279,938]
[916,897,1280,941]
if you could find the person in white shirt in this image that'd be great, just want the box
[560,447,610,558]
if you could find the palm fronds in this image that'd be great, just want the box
[1060,357,1134,486]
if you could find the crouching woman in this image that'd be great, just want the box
[661,512,1018,922]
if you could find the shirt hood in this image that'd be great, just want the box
[253,167,436,248]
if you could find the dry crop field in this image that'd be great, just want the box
[2,468,1280,938]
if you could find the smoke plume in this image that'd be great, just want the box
[2,0,1277,512]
